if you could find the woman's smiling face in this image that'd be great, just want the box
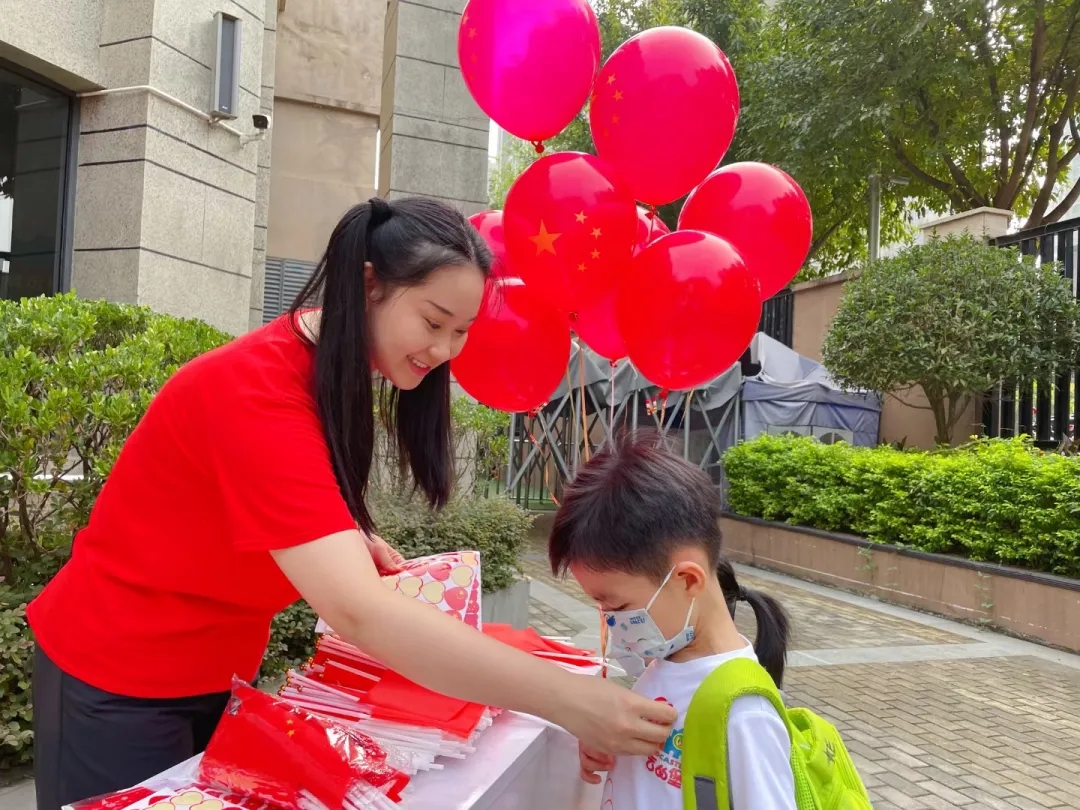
[366,262,486,390]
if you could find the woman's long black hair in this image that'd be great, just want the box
[288,197,491,535]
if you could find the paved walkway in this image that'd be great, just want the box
[522,550,1080,809]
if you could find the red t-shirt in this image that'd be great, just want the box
[28,316,357,698]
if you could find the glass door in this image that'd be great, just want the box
[0,63,73,300]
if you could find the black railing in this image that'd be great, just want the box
[758,288,794,347]
[985,216,1080,445]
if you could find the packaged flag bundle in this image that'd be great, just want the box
[315,552,482,635]
[199,679,410,810]
[62,761,280,810]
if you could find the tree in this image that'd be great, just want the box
[823,235,1080,445]
[749,0,1080,273]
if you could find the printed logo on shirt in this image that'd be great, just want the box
[646,698,683,790]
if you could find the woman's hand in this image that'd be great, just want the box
[273,530,675,758]
[364,533,406,575]
[552,675,675,757]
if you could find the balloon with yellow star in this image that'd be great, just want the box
[458,0,600,146]
[503,152,637,317]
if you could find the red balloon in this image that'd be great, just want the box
[504,152,637,315]
[468,210,510,278]
[679,162,812,299]
[572,291,625,361]
[634,206,670,255]
[573,207,669,360]
[451,279,571,412]
[458,0,600,143]
[590,27,740,207]
[617,231,761,391]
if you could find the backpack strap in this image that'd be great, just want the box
[681,658,792,810]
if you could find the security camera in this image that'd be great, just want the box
[252,113,272,131]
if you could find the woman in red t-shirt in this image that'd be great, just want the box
[28,197,676,810]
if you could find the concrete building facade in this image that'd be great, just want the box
[2,0,489,333]
[1,0,278,335]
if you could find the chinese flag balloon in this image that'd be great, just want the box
[572,207,669,361]
[590,27,739,207]
[617,231,761,391]
[679,162,812,299]
[458,0,601,143]
[504,152,637,315]
[451,279,571,413]
[468,210,510,278]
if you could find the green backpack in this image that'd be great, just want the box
[681,658,873,810]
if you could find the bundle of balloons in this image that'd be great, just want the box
[450,0,813,414]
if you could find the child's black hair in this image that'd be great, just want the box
[549,432,791,686]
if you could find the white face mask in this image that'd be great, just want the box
[603,568,696,677]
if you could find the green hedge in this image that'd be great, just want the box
[260,491,532,678]
[0,294,527,769]
[723,435,1080,577]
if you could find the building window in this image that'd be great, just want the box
[263,256,318,323]
[0,62,74,301]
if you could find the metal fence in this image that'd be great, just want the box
[984,216,1080,446]
[758,288,794,348]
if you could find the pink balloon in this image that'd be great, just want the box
[458,0,601,143]
[468,210,510,278]
[679,162,813,299]
[634,206,670,255]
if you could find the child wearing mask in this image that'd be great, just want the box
[549,435,797,810]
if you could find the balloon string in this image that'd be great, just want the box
[659,389,669,428]
[579,356,590,463]
[609,360,617,448]
[524,413,559,507]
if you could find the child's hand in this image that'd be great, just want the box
[579,742,616,784]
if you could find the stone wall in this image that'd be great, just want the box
[378,0,489,216]
[2,0,277,335]
[266,0,385,266]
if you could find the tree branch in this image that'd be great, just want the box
[1025,70,1080,225]
[886,390,934,412]
[890,137,953,195]
[1001,7,1048,204]
[1044,173,1080,224]
[956,6,1010,189]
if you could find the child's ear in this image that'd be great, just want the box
[675,561,710,597]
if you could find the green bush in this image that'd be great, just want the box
[724,435,1080,577]
[260,491,533,678]
[0,294,230,769]
[0,604,33,769]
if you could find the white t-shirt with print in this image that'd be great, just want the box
[601,642,796,810]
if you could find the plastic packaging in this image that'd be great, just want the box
[198,679,410,810]
[316,552,482,634]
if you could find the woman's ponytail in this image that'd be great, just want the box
[288,197,491,535]
[718,559,791,688]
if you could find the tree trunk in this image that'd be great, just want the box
[926,391,952,446]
